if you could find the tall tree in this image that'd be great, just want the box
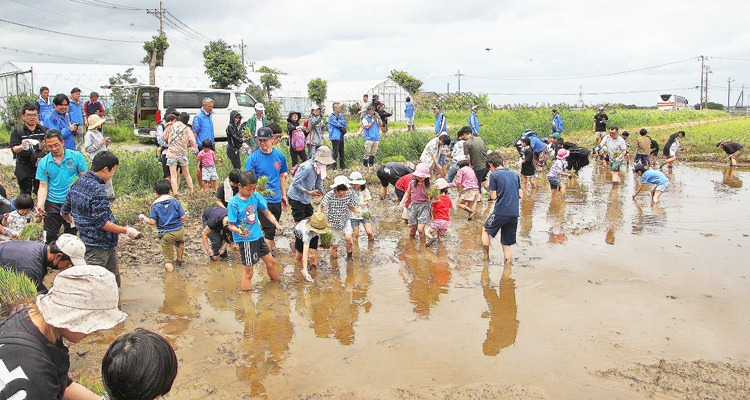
[142,35,169,85]
[307,78,327,107]
[260,73,281,100]
[108,68,138,124]
[203,40,247,89]
[389,70,423,95]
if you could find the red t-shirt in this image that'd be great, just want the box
[431,194,452,221]
[396,173,414,207]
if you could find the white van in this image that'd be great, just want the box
[132,86,258,140]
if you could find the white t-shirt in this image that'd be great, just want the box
[294,220,317,244]
[599,135,627,159]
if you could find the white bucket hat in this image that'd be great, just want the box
[36,265,127,334]
[331,175,351,189]
[348,171,366,185]
[254,103,265,111]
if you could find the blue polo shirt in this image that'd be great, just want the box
[227,193,267,242]
[192,108,214,146]
[35,150,88,203]
[244,148,288,204]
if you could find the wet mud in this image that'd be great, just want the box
[59,163,749,399]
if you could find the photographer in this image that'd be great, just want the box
[43,93,80,150]
[10,103,47,195]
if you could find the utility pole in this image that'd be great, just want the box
[727,78,734,112]
[146,1,165,36]
[447,83,450,94]
[233,40,247,67]
[455,70,464,95]
[699,55,704,110]
[146,2,165,85]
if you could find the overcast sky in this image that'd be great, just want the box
[2,0,749,107]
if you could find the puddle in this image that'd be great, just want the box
[67,164,750,399]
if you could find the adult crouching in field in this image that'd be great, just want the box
[0,265,127,400]
[717,141,744,167]
[166,112,198,196]
[35,130,88,244]
[361,105,380,167]
[0,233,86,293]
[328,102,349,169]
[377,161,414,200]
[10,102,47,196]
[226,110,244,169]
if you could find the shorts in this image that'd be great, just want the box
[548,176,562,190]
[85,247,120,287]
[634,154,649,165]
[438,154,447,166]
[258,201,282,240]
[483,214,518,246]
[330,220,353,244]
[655,182,670,192]
[289,198,314,222]
[408,201,431,225]
[294,234,319,253]
[460,189,481,202]
[202,165,219,181]
[430,219,450,236]
[376,165,401,187]
[167,156,189,167]
[238,238,270,267]
[669,142,679,157]
[609,160,624,171]
[406,116,414,126]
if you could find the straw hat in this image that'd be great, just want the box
[313,146,335,165]
[36,265,127,335]
[306,212,330,234]
[348,171,366,185]
[413,163,430,178]
[87,114,105,130]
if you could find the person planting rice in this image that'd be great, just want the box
[632,164,670,204]
[660,131,685,169]
[318,175,362,260]
[716,141,744,167]
[425,178,451,247]
[398,163,432,240]
[293,212,331,282]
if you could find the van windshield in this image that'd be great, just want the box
[236,93,256,107]
[164,91,231,109]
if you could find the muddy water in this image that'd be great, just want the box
[69,164,750,399]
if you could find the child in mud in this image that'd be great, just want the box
[349,171,374,241]
[425,178,451,247]
[548,149,572,199]
[293,211,330,282]
[227,171,282,291]
[398,163,432,240]
[197,139,220,191]
[519,137,536,192]
[632,164,670,204]
[318,175,362,260]
[449,157,480,220]
[138,179,187,272]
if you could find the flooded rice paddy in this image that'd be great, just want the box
[70,164,750,399]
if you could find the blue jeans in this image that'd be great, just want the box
[447,163,459,182]
[634,154,648,166]
[308,144,319,158]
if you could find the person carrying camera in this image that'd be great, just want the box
[43,93,80,150]
[10,102,48,196]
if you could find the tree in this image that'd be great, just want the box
[109,68,138,124]
[203,40,247,89]
[307,78,327,107]
[245,83,265,104]
[142,35,169,85]
[705,101,724,111]
[389,70,423,95]
[1,92,37,131]
[260,73,281,100]
[256,66,285,75]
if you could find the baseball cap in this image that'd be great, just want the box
[431,105,440,110]
[598,106,604,110]
[311,104,320,110]
[471,105,479,110]
[56,234,86,265]
[255,126,273,139]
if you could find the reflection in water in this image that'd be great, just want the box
[519,195,535,238]
[295,265,371,345]
[235,285,293,397]
[481,265,518,356]
[722,168,743,189]
[631,201,667,235]
[159,273,194,336]
[205,262,239,312]
[547,200,567,244]
[604,185,623,245]
[400,241,451,317]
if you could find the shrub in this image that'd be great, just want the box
[1,92,37,131]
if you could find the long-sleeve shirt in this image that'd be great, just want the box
[434,112,447,136]
[450,166,480,191]
[468,112,480,135]
[552,114,563,133]
[43,111,76,150]
[307,114,324,146]
[61,170,118,249]
[327,112,348,141]
[84,128,107,158]
[286,159,324,204]
[68,101,84,125]
[192,108,214,145]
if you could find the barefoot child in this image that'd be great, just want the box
[293,211,330,282]
[425,178,451,247]
[197,139,220,191]
[349,171,374,241]
[632,164,670,204]
[398,163,432,240]
[227,171,281,291]
[449,157,480,219]
[519,137,536,191]
[138,179,187,272]
[548,149,572,199]
[318,175,362,260]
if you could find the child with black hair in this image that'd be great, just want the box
[398,163,432,240]
[349,171,374,241]
[197,139,219,191]
[519,137,536,191]
[449,157,481,219]
[227,171,282,291]
[2,194,38,236]
[425,178,452,247]
[138,179,187,272]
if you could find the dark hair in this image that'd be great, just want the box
[91,151,119,172]
[238,171,258,186]
[201,139,214,151]
[13,194,34,210]
[521,137,531,146]
[334,184,348,192]
[639,128,648,136]
[609,126,619,131]
[621,131,629,138]
[486,151,504,168]
[70,87,81,94]
[102,328,178,400]
[228,169,242,184]
[551,109,558,113]
[154,179,171,195]
[457,126,472,137]
[164,114,176,123]
[22,103,39,115]
[90,91,99,98]
[40,86,49,93]
[406,97,411,102]
[52,93,69,106]
[44,130,64,143]
[440,187,448,194]
[178,112,190,125]
[457,159,470,168]
[268,122,283,135]
[411,175,431,189]
[677,130,686,137]
[47,242,72,264]
[438,134,451,146]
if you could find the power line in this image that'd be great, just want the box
[484,87,697,96]
[709,56,750,61]
[0,18,141,43]
[165,10,211,41]
[162,17,208,43]
[0,46,112,64]
[64,0,144,11]
[4,1,139,31]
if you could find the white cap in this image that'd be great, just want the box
[55,234,86,266]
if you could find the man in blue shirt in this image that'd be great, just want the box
[432,105,447,136]
[43,94,80,150]
[551,109,563,134]
[361,105,380,167]
[192,97,214,190]
[61,151,140,287]
[245,127,288,251]
[35,130,88,244]
[68,88,85,151]
[327,102,348,169]
[404,97,415,131]
[36,86,52,122]
[468,105,482,136]
[481,152,522,263]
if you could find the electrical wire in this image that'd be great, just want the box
[165,10,211,41]
[162,17,208,44]
[6,0,146,31]
[64,0,144,11]
[709,56,750,61]
[0,18,141,43]
[484,87,697,96]
[0,46,110,64]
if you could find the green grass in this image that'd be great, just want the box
[0,126,10,144]
[104,123,137,143]
[0,268,36,317]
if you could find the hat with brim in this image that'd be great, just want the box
[348,171,366,185]
[332,175,351,189]
[56,234,86,266]
[87,114,105,130]
[311,104,320,110]
[36,265,127,335]
[306,212,330,234]
[556,149,570,159]
[255,126,274,139]
[255,103,265,111]
[414,163,430,178]
[433,178,449,189]
[313,146,336,165]
[550,132,563,140]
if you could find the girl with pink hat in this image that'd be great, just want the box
[398,163,432,240]
[548,148,572,199]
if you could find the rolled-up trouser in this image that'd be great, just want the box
[161,227,185,263]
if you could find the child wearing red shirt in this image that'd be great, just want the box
[426,178,452,247]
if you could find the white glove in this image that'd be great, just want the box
[137,214,147,223]
[125,226,141,239]
[21,139,35,150]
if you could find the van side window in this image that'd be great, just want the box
[164,92,231,109]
